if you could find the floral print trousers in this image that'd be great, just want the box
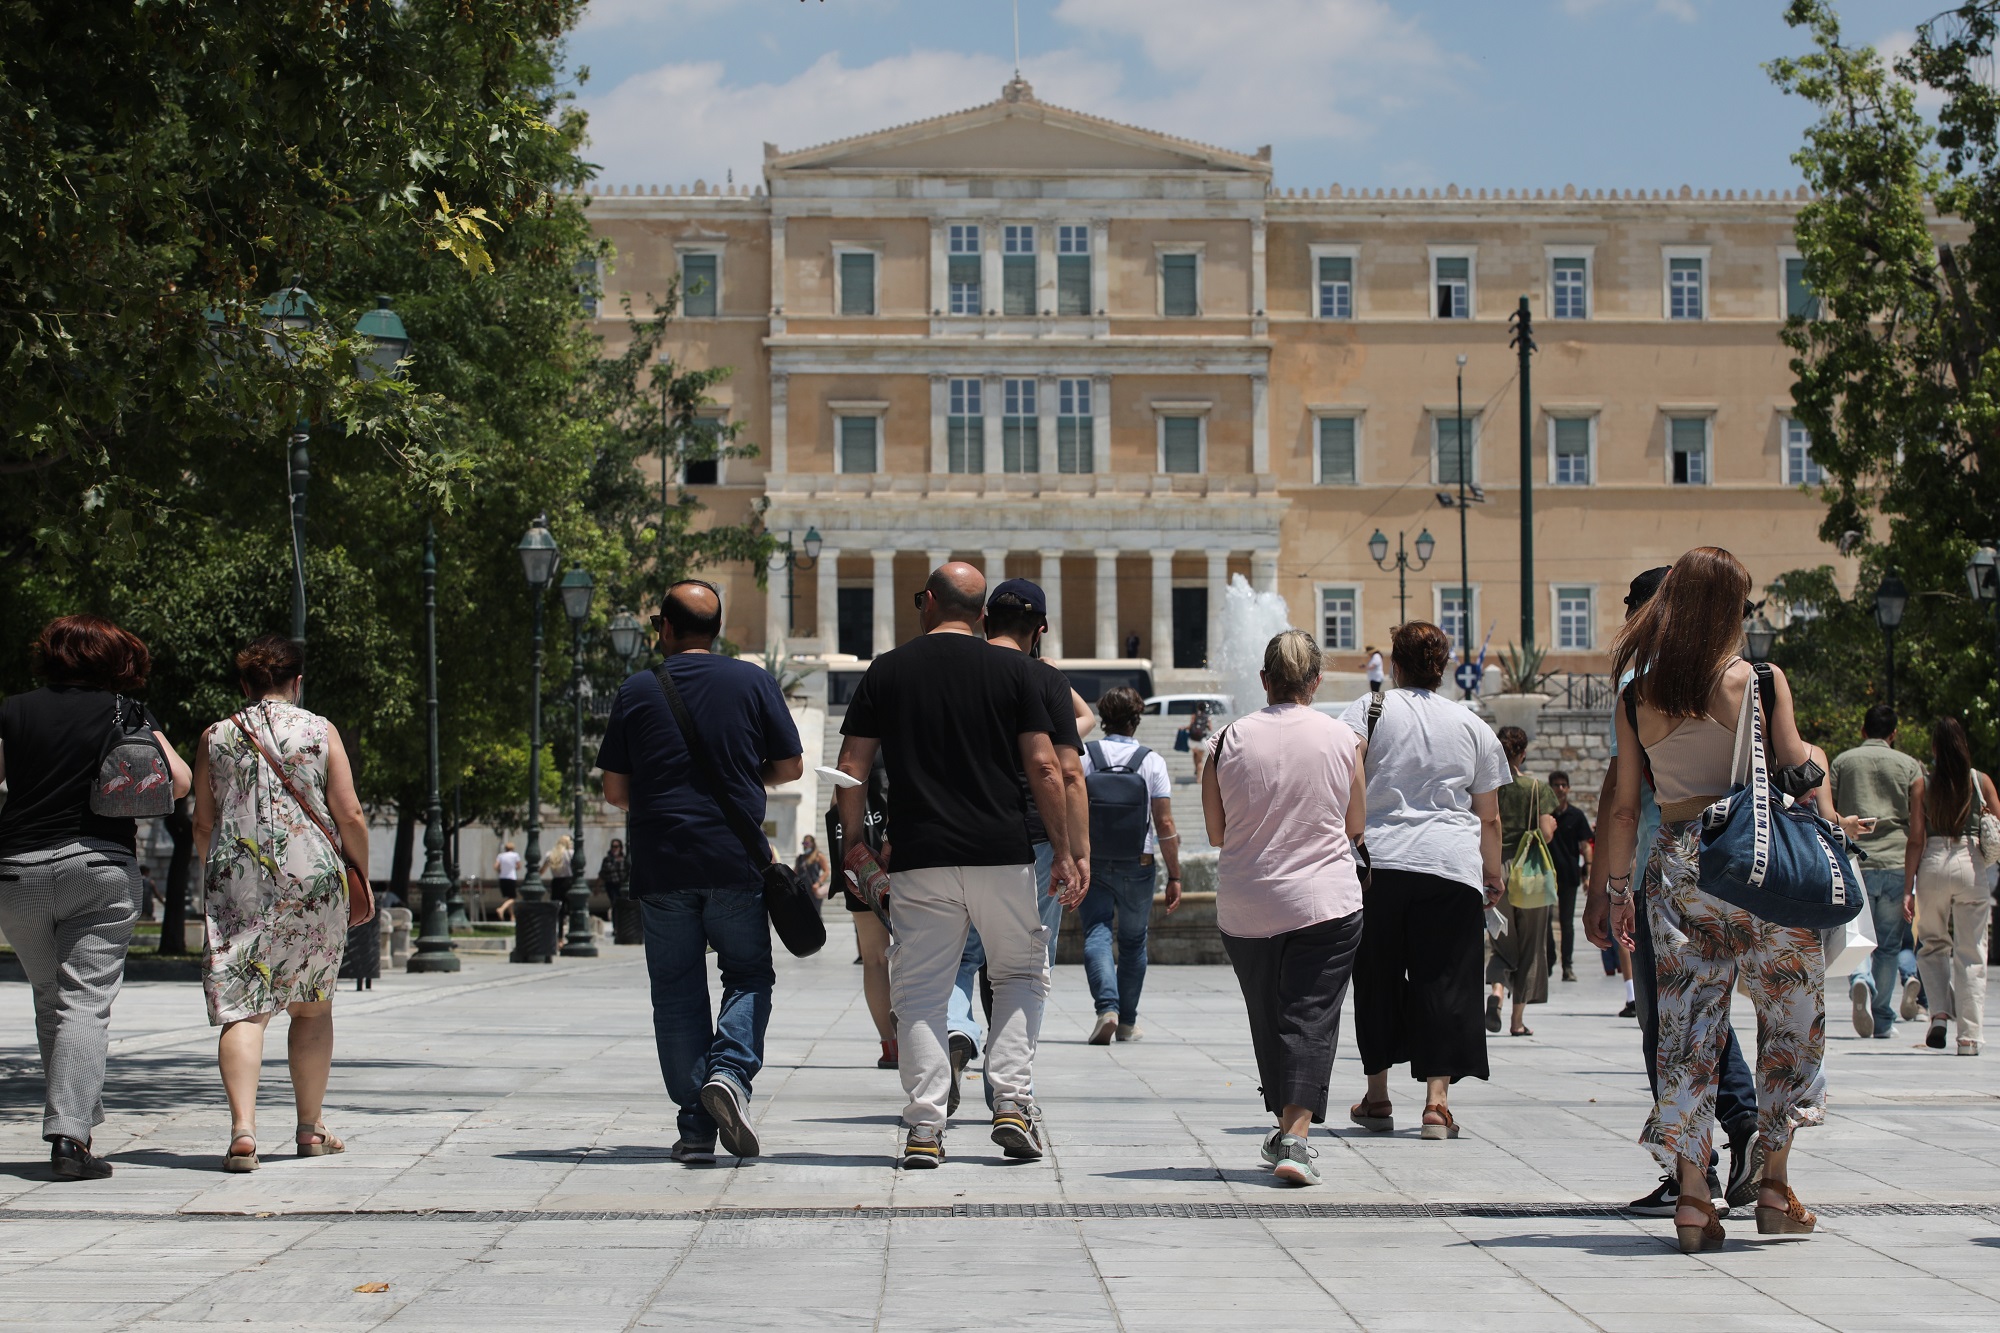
[1641,820,1826,1173]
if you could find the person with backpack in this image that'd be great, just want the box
[1485,726,1558,1037]
[1079,686,1179,1044]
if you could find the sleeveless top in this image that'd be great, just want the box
[1641,658,1749,806]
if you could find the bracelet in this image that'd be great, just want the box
[1606,886,1634,905]
[1167,877,1182,884]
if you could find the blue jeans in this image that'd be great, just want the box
[1081,858,1158,1024]
[640,887,774,1144]
[950,842,1059,1054]
[1850,868,1917,1032]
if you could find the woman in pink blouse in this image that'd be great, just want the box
[1201,628,1367,1187]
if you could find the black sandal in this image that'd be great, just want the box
[1511,1026,1534,1037]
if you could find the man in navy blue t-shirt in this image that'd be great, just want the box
[599,581,803,1164]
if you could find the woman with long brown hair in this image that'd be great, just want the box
[1600,547,1827,1252]
[1903,717,1997,1056]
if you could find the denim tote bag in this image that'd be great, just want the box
[1696,663,1865,930]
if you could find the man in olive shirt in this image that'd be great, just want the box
[1832,704,1927,1039]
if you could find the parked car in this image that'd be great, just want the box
[1143,693,1233,718]
[1051,658,1155,704]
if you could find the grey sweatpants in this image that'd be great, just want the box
[0,840,140,1142]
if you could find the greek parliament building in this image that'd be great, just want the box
[585,77,1843,680]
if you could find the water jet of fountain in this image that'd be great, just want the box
[1211,575,1296,717]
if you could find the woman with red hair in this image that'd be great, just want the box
[0,615,191,1181]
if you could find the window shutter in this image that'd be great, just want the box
[1436,418,1471,484]
[1162,254,1198,316]
[840,417,877,473]
[681,254,717,316]
[1058,255,1091,315]
[1318,417,1356,483]
[1162,417,1201,472]
[1002,255,1036,316]
[839,253,875,315]
[1057,417,1092,473]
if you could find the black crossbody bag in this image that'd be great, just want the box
[653,663,826,958]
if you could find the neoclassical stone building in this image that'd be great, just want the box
[585,77,1842,681]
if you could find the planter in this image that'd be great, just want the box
[1487,692,1552,740]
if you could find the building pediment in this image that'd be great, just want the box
[766,78,1270,177]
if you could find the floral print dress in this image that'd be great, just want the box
[202,701,349,1025]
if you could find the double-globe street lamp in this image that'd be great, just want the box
[772,527,824,635]
[512,516,563,964]
[1368,528,1436,628]
[1874,573,1908,710]
[559,566,599,958]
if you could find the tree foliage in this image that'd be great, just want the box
[1767,1,2000,761]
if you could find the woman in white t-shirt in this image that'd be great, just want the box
[494,843,523,901]
[1339,620,1508,1142]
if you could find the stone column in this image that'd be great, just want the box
[1095,548,1120,659]
[1251,372,1270,474]
[1091,217,1110,316]
[982,374,1002,475]
[982,547,1010,595]
[929,219,946,317]
[982,223,1001,317]
[770,216,788,321]
[1253,551,1279,597]
[1207,551,1229,670]
[928,374,947,475]
[1151,548,1175,667]
[1092,374,1111,475]
[1250,217,1268,317]
[816,547,841,651]
[1037,376,1057,477]
[764,551,788,651]
[1040,548,1065,659]
[871,549,895,657]
[769,372,789,476]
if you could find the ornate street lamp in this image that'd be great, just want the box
[1874,572,1908,709]
[261,286,320,661]
[1743,609,1779,663]
[1967,543,2000,668]
[559,565,599,958]
[353,296,411,381]
[512,515,561,963]
[1369,527,1436,628]
[772,525,823,635]
[608,610,647,664]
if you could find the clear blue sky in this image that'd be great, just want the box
[563,1,1938,191]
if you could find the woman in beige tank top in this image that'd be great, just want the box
[1598,547,1827,1253]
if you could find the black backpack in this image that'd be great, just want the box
[1086,740,1154,861]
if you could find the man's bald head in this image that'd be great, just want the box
[660,580,722,644]
[924,562,986,623]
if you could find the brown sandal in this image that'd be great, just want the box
[296,1123,346,1158]
[1348,1097,1394,1133]
[222,1129,259,1173]
[1419,1103,1459,1140]
[1754,1181,1816,1236]
[1676,1193,1725,1253]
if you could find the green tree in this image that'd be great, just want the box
[1767,1,2000,762]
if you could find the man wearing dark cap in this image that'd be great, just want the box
[598,581,805,1165]
[944,578,1094,1115]
[834,563,1080,1169]
[1586,565,1759,1217]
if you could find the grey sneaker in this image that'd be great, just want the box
[900,1125,944,1169]
[1271,1134,1321,1187]
[1259,1128,1285,1167]
[698,1076,759,1159]
[1901,977,1924,1022]
[991,1099,1043,1160]
[1849,978,1874,1038]
[671,1139,716,1165]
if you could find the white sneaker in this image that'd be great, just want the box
[1900,977,1924,1022]
[1115,1022,1143,1042]
[1849,978,1874,1038]
[1087,1012,1117,1045]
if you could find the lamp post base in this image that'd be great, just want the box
[561,881,599,958]
[407,938,461,973]
[510,900,563,964]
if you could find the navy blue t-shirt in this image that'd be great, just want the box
[595,654,803,894]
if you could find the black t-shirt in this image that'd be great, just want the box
[1017,655,1082,845]
[1550,804,1594,891]
[595,655,803,894]
[0,686,161,858]
[840,633,1056,872]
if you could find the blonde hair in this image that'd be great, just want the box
[1263,628,1323,704]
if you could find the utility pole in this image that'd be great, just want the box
[1510,296,1537,650]
[1456,355,1471,682]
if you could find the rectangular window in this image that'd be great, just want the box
[1434,416,1474,485]
[1670,417,1708,485]
[838,251,876,316]
[1321,587,1358,651]
[1669,257,1704,320]
[1785,257,1819,320]
[1058,225,1091,316]
[681,253,718,317]
[1317,256,1353,319]
[1556,587,1594,650]
[1785,418,1823,486]
[1161,416,1202,473]
[838,415,878,474]
[683,415,721,486]
[573,257,600,318]
[1161,253,1199,317]
[1057,378,1093,473]
[1002,225,1036,316]
[1552,258,1587,320]
[1317,416,1357,484]
[1439,587,1473,655]
[1435,256,1469,319]
[1001,378,1039,472]
[1552,417,1591,486]
[948,224,981,315]
[947,378,983,473]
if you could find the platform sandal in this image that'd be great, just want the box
[223,1130,260,1173]
[1676,1193,1725,1253]
[1754,1180,1816,1236]
[1419,1103,1459,1140]
[296,1123,347,1158]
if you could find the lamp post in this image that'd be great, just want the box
[608,611,646,666]
[559,565,598,958]
[512,516,561,963]
[774,527,824,634]
[1967,543,2000,664]
[1743,608,1779,664]
[1509,296,1537,650]
[260,286,319,664]
[1874,573,1908,709]
[1369,528,1436,628]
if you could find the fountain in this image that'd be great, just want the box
[1211,574,1296,717]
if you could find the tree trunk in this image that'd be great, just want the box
[389,798,416,905]
[159,797,194,956]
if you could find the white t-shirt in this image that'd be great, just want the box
[1082,733,1173,854]
[1366,652,1384,683]
[495,850,522,881]
[1339,688,1509,890]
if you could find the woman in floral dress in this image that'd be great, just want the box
[193,635,369,1172]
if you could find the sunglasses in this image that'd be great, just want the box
[912,588,930,611]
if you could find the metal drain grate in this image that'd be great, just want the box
[6,1201,1998,1224]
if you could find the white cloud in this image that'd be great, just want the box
[1876,29,1947,115]
[1655,0,1697,21]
